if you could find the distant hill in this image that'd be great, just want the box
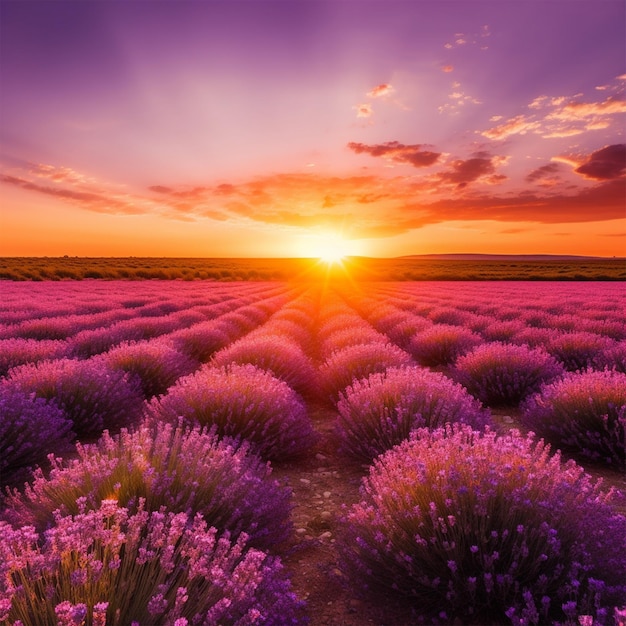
[397,253,623,261]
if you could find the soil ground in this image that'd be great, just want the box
[272,402,626,626]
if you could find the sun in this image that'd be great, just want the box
[310,234,351,265]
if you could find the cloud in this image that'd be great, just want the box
[484,93,626,141]
[525,162,563,186]
[547,97,626,122]
[436,152,506,189]
[574,144,626,180]
[347,141,441,168]
[441,65,454,73]
[1,174,147,215]
[482,115,541,140]
[439,81,481,115]
[367,84,394,98]
[354,103,373,118]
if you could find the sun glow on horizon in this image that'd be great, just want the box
[296,231,361,264]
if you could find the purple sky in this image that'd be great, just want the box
[1,1,625,257]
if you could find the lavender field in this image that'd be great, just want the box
[1,280,625,626]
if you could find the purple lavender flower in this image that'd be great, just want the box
[168,320,232,362]
[547,331,615,372]
[521,369,626,467]
[0,499,306,625]
[0,389,74,489]
[147,363,316,460]
[338,424,626,624]
[408,324,482,366]
[0,338,71,377]
[318,342,414,403]
[97,339,199,398]
[337,366,491,461]
[211,334,316,397]
[2,358,145,441]
[454,342,565,406]
[3,420,293,551]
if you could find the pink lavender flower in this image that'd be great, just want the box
[337,366,491,461]
[318,342,414,403]
[0,338,71,377]
[454,342,565,406]
[147,364,316,460]
[408,324,482,366]
[547,331,615,372]
[211,334,316,397]
[1,358,144,442]
[168,321,232,362]
[97,339,199,398]
[0,389,74,489]
[0,500,306,625]
[522,369,626,467]
[338,424,626,625]
[3,420,292,551]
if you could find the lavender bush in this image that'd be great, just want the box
[168,321,231,362]
[0,389,74,489]
[454,342,565,406]
[0,338,71,377]
[1,358,145,441]
[3,420,292,550]
[0,499,306,625]
[547,332,614,372]
[521,369,626,467]
[98,339,199,398]
[318,342,414,403]
[337,366,491,462]
[408,324,482,366]
[338,424,626,625]
[148,364,316,460]
[211,335,316,396]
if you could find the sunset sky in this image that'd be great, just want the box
[1,1,625,258]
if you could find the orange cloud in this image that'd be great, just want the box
[354,103,373,118]
[482,115,541,140]
[347,141,441,168]
[366,83,394,98]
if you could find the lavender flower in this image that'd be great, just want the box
[147,364,316,460]
[97,339,199,398]
[168,321,231,362]
[337,366,491,461]
[2,358,145,441]
[0,338,71,377]
[0,389,74,489]
[0,499,306,625]
[521,369,626,467]
[547,332,615,372]
[408,324,482,366]
[318,342,414,403]
[338,424,626,624]
[3,420,292,550]
[454,342,565,406]
[211,334,316,397]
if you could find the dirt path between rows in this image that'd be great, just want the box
[272,404,626,626]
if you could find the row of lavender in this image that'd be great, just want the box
[317,282,626,624]
[1,282,316,625]
[1,280,625,625]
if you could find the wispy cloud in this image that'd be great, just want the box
[353,103,373,118]
[367,83,394,98]
[483,91,626,140]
